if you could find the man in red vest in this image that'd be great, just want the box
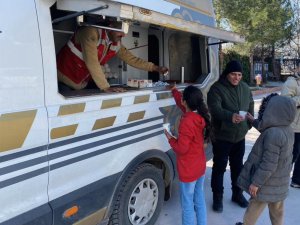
[57,20,168,92]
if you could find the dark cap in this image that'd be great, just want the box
[222,60,243,76]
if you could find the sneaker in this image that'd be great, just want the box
[291,182,300,188]
[235,223,243,225]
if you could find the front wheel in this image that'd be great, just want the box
[109,163,165,225]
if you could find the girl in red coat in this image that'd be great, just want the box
[164,85,212,225]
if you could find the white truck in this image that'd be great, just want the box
[0,0,243,224]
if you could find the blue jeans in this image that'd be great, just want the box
[179,175,206,225]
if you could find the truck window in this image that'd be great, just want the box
[50,4,210,98]
[51,6,157,97]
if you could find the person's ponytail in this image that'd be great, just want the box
[196,105,213,142]
[183,85,214,141]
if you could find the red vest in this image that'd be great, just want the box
[57,29,120,84]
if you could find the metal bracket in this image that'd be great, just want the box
[52,5,109,24]
[78,22,129,34]
[208,41,228,46]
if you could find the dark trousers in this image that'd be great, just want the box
[211,139,245,194]
[292,133,300,184]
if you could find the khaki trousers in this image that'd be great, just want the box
[243,198,284,225]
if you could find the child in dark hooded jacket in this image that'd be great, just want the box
[236,93,296,225]
[164,85,212,225]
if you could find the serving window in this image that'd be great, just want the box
[50,3,210,98]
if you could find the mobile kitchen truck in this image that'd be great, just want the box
[0,0,243,224]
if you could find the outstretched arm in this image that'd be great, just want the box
[117,45,168,73]
[170,88,186,113]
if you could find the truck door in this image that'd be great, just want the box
[0,0,51,224]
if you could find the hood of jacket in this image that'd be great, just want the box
[257,95,296,131]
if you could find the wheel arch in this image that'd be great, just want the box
[106,149,175,218]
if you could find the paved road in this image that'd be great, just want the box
[155,93,300,225]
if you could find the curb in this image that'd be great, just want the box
[251,86,282,96]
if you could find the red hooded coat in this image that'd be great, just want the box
[169,89,206,182]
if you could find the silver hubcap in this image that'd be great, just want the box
[128,178,159,225]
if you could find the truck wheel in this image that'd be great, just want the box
[109,163,165,225]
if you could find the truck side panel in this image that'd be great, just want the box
[0,0,51,224]
[46,93,174,223]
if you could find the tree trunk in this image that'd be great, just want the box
[271,44,276,78]
[250,50,254,84]
[261,44,266,83]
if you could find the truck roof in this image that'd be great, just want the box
[56,0,244,43]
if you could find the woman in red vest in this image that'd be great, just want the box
[57,21,168,92]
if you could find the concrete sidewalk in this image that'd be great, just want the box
[251,81,283,96]
[157,168,300,225]
[156,128,300,225]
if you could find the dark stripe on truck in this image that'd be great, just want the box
[0,173,120,225]
[50,173,121,225]
[49,115,164,149]
[0,130,163,189]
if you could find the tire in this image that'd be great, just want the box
[109,163,165,225]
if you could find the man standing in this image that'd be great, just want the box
[281,73,300,189]
[207,60,254,212]
[57,19,168,92]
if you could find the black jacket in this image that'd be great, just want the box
[207,78,254,143]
